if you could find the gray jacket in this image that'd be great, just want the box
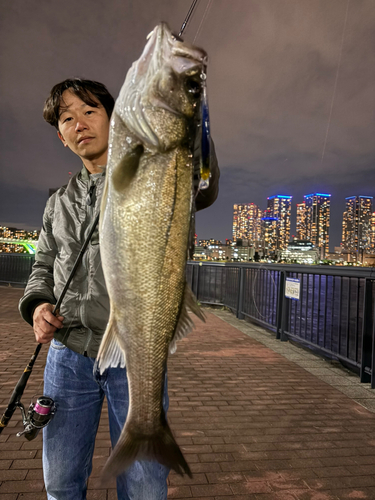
[19,146,219,357]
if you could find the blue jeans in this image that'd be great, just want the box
[43,339,170,500]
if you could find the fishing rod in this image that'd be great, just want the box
[179,0,200,37]
[0,213,100,438]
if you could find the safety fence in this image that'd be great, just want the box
[187,261,375,388]
[0,254,35,286]
[3,255,375,388]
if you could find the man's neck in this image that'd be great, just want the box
[81,154,108,174]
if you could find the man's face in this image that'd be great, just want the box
[57,90,110,165]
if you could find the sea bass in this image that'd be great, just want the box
[97,23,207,479]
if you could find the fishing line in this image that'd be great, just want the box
[193,0,213,44]
[30,378,44,406]
[251,264,278,321]
[321,0,350,163]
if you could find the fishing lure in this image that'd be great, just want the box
[198,71,211,190]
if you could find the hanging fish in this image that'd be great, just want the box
[97,22,207,480]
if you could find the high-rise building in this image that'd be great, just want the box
[233,204,248,241]
[266,195,292,250]
[261,216,279,253]
[296,202,308,240]
[304,193,331,257]
[342,196,373,254]
[372,213,375,251]
[249,204,262,246]
[232,203,261,245]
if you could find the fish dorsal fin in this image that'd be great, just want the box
[169,283,205,354]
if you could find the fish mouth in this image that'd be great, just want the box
[150,97,182,116]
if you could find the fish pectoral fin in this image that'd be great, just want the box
[112,144,144,192]
[169,283,205,355]
[96,315,126,374]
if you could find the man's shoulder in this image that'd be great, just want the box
[49,185,68,199]
[48,168,84,204]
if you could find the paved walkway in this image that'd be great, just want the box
[2,286,375,499]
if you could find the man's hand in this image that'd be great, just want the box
[33,303,64,344]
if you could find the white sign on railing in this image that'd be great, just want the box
[285,277,300,300]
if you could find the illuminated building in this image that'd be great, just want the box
[248,204,262,245]
[198,239,222,247]
[193,246,206,260]
[296,202,308,240]
[304,193,331,257]
[232,203,261,245]
[372,213,375,251]
[342,196,373,256]
[266,195,292,249]
[15,230,26,240]
[232,204,247,241]
[261,216,278,253]
[281,240,319,264]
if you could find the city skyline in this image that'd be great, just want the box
[3,190,375,253]
[230,192,375,256]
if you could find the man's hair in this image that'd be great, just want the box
[43,78,115,130]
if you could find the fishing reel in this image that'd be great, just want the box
[15,396,56,441]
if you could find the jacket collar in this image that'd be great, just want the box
[79,165,106,182]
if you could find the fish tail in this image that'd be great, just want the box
[101,419,192,482]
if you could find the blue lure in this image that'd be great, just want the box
[198,72,211,190]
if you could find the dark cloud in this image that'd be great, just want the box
[1,0,374,248]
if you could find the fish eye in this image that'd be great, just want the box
[186,78,201,96]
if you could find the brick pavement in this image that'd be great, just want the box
[1,286,375,499]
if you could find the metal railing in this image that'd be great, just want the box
[2,255,375,387]
[187,261,375,388]
[0,254,35,286]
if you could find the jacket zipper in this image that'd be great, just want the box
[82,180,97,355]
[86,182,96,206]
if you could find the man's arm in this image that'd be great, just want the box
[19,195,63,342]
[194,139,220,212]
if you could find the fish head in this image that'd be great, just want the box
[116,22,207,151]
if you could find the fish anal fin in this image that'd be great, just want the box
[169,283,205,355]
[96,314,126,375]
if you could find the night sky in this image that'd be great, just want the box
[1,0,374,250]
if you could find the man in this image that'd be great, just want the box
[19,78,219,499]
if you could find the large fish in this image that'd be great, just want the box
[97,23,207,479]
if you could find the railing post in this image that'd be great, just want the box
[360,278,372,384]
[276,271,285,339]
[236,267,245,319]
[276,270,289,341]
[195,263,200,299]
[280,294,289,342]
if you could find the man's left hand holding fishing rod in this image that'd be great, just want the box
[33,303,64,343]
